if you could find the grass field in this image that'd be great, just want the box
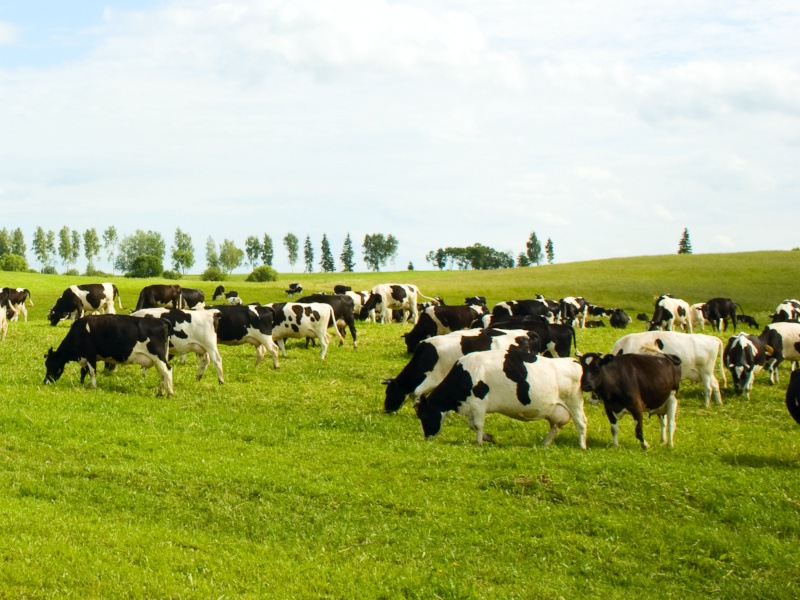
[1,250,799,598]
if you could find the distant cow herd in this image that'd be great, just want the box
[1,282,799,448]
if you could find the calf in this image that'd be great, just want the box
[770,299,800,323]
[296,293,357,347]
[723,333,766,399]
[611,331,726,407]
[579,352,681,448]
[205,304,280,368]
[759,322,800,384]
[267,302,344,359]
[0,287,33,322]
[48,283,121,325]
[180,288,206,310]
[737,314,760,329]
[44,314,173,395]
[383,328,540,412]
[787,370,800,425]
[403,304,487,353]
[415,349,587,448]
[135,284,182,311]
[609,309,632,329]
[132,307,224,383]
[649,294,693,333]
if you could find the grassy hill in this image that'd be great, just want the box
[1,250,799,597]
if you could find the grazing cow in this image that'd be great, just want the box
[770,299,800,323]
[737,314,760,329]
[703,297,740,332]
[787,370,800,425]
[759,322,800,384]
[360,284,437,325]
[205,304,280,368]
[649,294,693,333]
[285,283,303,297]
[296,293,357,347]
[48,283,122,325]
[415,348,587,448]
[43,314,173,395]
[609,309,632,329]
[578,352,681,448]
[135,284,182,311]
[611,331,726,407]
[212,285,241,305]
[403,304,488,353]
[132,307,224,383]
[491,298,558,324]
[465,296,487,308]
[559,296,588,328]
[475,315,578,358]
[0,287,33,322]
[180,288,205,310]
[333,285,352,295]
[636,313,649,322]
[266,302,344,359]
[384,328,541,412]
[723,333,767,399]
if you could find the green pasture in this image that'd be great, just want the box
[1,250,799,598]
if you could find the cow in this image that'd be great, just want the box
[649,294,693,333]
[465,296,487,308]
[360,284,437,325]
[383,328,541,412]
[787,370,800,425]
[135,284,182,311]
[770,299,800,323]
[333,285,352,295]
[0,287,33,322]
[266,302,344,359]
[723,333,767,399]
[205,304,280,368]
[703,297,741,331]
[43,314,173,396]
[636,313,649,322]
[689,303,707,331]
[403,304,488,353]
[474,314,578,358]
[491,298,557,324]
[296,293,357,347]
[132,307,224,383]
[578,352,681,448]
[48,283,122,325]
[611,331,726,407]
[584,320,605,328]
[737,314,760,329]
[759,322,800,384]
[609,309,632,329]
[212,285,242,305]
[559,296,588,328]
[417,295,445,313]
[180,288,205,310]
[414,348,587,449]
[344,291,371,321]
[285,283,303,297]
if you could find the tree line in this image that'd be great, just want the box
[426,232,555,270]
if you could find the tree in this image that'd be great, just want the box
[103,226,118,273]
[517,253,531,267]
[32,227,50,268]
[83,228,101,270]
[303,235,314,273]
[526,231,544,265]
[171,228,195,274]
[70,230,81,265]
[218,239,244,274]
[678,228,692,254]
[362,233,399,272]
[245,235,262,269]
[115,230,165,276]
[319,234,335,272]
[58,226,73,267]
[11,228,25,258]
[340,233,355,272]
[545,238,555,264]
[0,229,10,256]
[425,248,447,270]
[261,234,274,267]
[284,232,299,272]
[206,236,219,268]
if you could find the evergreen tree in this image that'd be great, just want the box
[261,234,274,266]
[525,231,543,265]
[283,232,299,272]
[11,228,26,257]
[340,233,356,272]
[303,235,314,273]
[517,252,531,267]
[320,234,335,272]
[545,238,555,264]
[171,228,195,274]
[245,235,262,268]
[678,228,693,254]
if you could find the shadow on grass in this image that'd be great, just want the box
[720,453,800,469]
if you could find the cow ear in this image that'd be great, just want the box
[581,354,592,365]
[601,354,615,365]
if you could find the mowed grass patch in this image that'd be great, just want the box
[0,251,799,597]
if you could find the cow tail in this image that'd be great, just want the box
[735,303,745,318]
[28,292,34,307]
[330,306,345,343]
[717,338,727,387]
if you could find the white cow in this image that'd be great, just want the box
[611,331,726,407]
[689,303,707,331]
[267,302,344,359]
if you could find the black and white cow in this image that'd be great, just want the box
[383,328,540,412]
[403,304,488,353]
[213,285,242,305]
[132,307,224,383]
[266,302,344,359]
[786,369,800,425]
[205,304,280,368]
[344,291,371,321]
[770,299,800,323]
[135,284,182,311]
[44,314,173,395]
[649,294,693,333]
[296,293,357,347]
[578,352,681,448]
[180,288,206,310]
[559,296,588,328]
[360,284,437,325]
[723,333,767,399]
[285,283,303,297]
[759,322,800,384]
[48,283,122,325]
[698,297,740,332]
[0,287,33,322]
[491,298,557,324]
[414,348,587,448]
[609,309,632,329]
[465,296,487,308]
[475,315,578,358]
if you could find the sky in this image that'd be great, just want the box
[1,1,799,273]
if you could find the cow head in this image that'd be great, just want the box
[47,306,69,326]
[577,352,614,393]
[414,396,443,439]
[43,348,64,383]
[382,378,409,413]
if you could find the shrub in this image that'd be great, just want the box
[84,265,108,277]
[246,265,278,282]
[0,253,29,272]
[41,265,58,275]
[202,266,225,281]
[127,255,163,278]
[162,270,182,280]
[64,268,80,276]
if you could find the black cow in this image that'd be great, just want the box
[403,304,487,353]
[296,293,357,346]
[737,314,760,329]
[702,297,740,332]
[476,315,578,358]
[609,309,632,329]
[44,314,173,395]
[135,284,182,311]
[723,333,766,399]
[48,283,121,325]
[206,304,280,367]
[636,313,649,322]
[180,288,205,309]
[787,370,800,425]
[0,287,33,321]
[333,285,352,295]
[578,352,682,448]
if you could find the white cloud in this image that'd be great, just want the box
[0,21,17,45]
[715,234,735,248]
[653,205,675,221]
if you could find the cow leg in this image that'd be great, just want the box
[319,336,329,360]
[195,350,210,381]
[153,359,173,396]
[632,408,649,449]
[262,337,280,369]
[665,393,678,447]
[276,338,288,358]
[566,403,588,450]
[85,360,98,389]
[206,348,225,382]
[542,422,562,447]
[347,321,358,348]
[466,409,492,445]
[605,407,621,446]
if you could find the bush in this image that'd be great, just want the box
[246,265,278,282]
[201,266,225,281]
[84,265,108,277]
[162,270,182,280]
[41,265,58,275]
[0,253,29,272]
[126,255,163,278]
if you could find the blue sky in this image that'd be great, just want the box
[1,1,799,273]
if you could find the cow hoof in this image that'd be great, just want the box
[481,432,495,444]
